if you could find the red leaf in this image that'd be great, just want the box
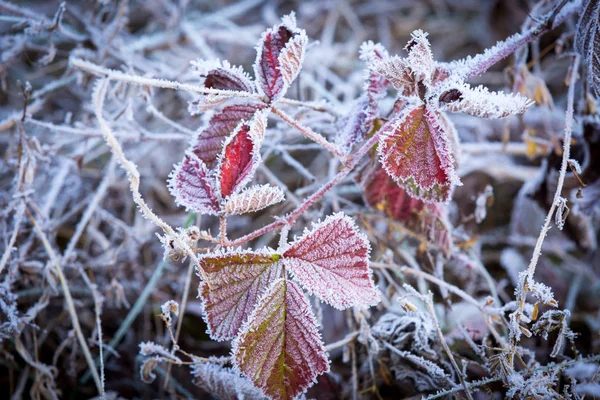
[233,279,329,400]
[192,103,262,169]
[254,14,307,101]
[360,163,453,253]
[199,249,282,341]
[217,110,267,198]
[283,213,379,309]
[168,153,219,215]
[192,60,254,92]
[378,103,459,203]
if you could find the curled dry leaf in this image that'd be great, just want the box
[199,249,283,341]
[283,213,379,309]
[232,279,330,400]
[254,13,308,102]
[222,184,285,216]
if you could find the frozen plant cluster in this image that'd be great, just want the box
[0,1,599,399]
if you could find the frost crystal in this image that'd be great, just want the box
[283,213,379,309]
[232,279,330,400]
[191,361,265,400]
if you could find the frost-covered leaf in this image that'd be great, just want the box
[336,94,379,154]
[378,103,459,203]
[216,110,267,198]
[359,41,390,99]
[222,184,285,216]
[254,13,307,101]
[232,279,329,400]
[168,153,219,215]
[191,103,262,169]
[282,213,379,309]
[372,56,413,92]
[192,59,254,92]
[439,83,534,119]
[189,60,255,112]
[575,0,600,97]
[191,361,265,400]
[405,30,435,84]
[199,249,282,341]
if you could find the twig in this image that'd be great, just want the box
[271,105,345,160]
[26,209,103,395]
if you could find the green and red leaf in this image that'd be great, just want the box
[232,279,329,400]
[199,249,282,341]
[378,103,459,203]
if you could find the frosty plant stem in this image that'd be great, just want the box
[225,126,383,247]
[510,53,580,352]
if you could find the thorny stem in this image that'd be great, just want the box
[510,54,580,352]
[460,0,572,80]
[26,209,103,396]
[71,57,262,99]
[226,127,383,246]
[271,105,346,160]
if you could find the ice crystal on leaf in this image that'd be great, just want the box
[254,13,307,102]
[168,153,219,215]
[377,102,459,203]
[191,103,263,169]
[282,213,379,309]
[222,184,285,216]
[199,249,282,341]
[216,110,267,199]
[438,82,534,119]
[232,279,330,400]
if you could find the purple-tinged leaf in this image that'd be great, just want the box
[438,82,534,119]
[222,184,285,216]
[282,213,379,309]
[216,110,267,198]
[168,153,219,215]
[191,103,262,169]
[254,13,307,102]
[199,249,282,341]
[232,279,330,400]
[336,94,379,154]
[575,0,600,97]
[378,102,460,203]
[189,60,255,112]
[372,56,413,92]
[192,59,254,92]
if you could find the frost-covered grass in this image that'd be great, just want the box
[1,1,599,399]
